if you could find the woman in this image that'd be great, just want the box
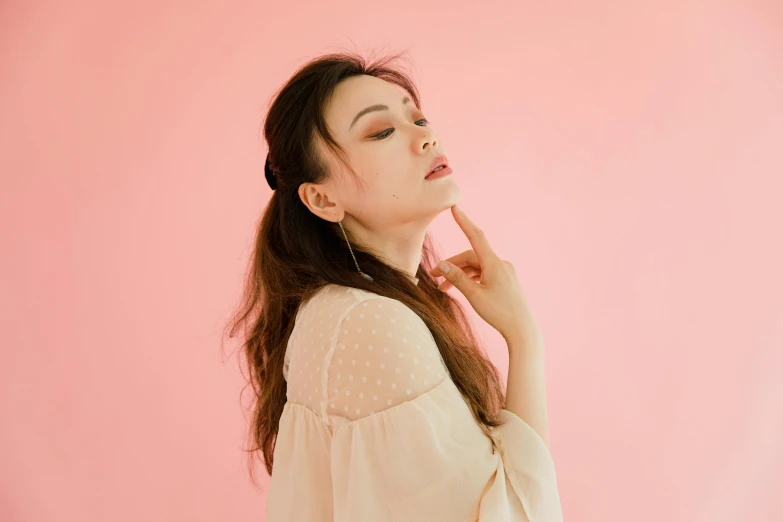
[226,50,563,521]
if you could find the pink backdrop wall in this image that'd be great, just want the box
[2,1,781,520]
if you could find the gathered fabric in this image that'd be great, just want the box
[265,284,563,522]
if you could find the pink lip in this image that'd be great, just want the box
[425,165,453,180]
[426,155,449,177]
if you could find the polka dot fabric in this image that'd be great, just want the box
[284,284,448,424]
[268,284,564,522]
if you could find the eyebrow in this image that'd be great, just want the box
[349,96,411,131]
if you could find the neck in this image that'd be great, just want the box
[342,217,426,286]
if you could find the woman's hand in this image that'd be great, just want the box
[429,205,543,346]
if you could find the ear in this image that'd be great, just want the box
[298,181,344,223]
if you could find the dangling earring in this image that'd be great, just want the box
[338,220,374,282]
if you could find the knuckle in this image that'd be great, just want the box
[453,271,470,288]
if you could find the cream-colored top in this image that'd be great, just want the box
[265,284,563,522]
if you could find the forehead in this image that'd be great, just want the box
[326,75,414,130]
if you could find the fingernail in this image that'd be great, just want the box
[437,261,450,274]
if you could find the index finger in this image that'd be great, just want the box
[451,205,500,268]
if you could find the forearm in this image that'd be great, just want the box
[503,334,551,448]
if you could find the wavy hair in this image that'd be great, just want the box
[224,49,506,485]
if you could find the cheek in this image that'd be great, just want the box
[380,172,420,198]
[357,161,422,199]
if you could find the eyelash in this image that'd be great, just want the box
[372,118,430,140]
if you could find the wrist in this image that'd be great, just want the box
[504,329,545,359]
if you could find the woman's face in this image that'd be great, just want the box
[302,74,460,234]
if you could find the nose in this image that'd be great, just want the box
[417,126,438,151]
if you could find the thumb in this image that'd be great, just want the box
[436,260,479,299]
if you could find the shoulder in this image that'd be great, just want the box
[322,287,448,422]
[301,284,438,350]
[285,284,448,422]
[293,284,429,339]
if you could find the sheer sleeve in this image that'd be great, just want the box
[323,296,448,422]
[320,295,562,521]
[268,286,563,522]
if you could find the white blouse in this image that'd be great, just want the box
[266,283,563,521]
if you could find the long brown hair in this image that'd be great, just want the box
[224,49,506,485]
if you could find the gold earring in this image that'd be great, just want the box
[338,220,374,281]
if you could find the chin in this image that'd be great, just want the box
[418,178,461,213]
[439,181,461,207]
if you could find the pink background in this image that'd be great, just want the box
[2,1,781,520]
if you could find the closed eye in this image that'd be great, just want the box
[372,119,430,140]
